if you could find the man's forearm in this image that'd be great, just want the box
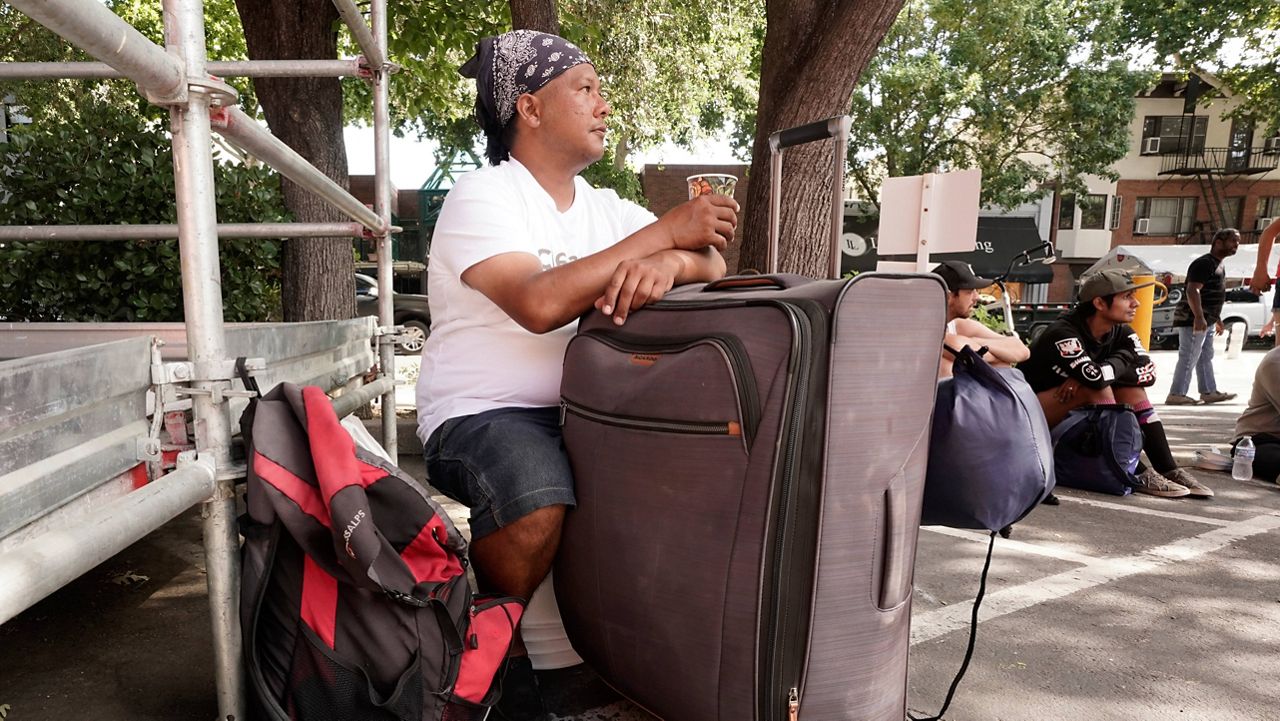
[465,224,676,333]
[659,247,727,284]
[1187,286,1205,324]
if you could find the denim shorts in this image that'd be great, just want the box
[423,406,576,541]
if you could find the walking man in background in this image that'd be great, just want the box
[1165,228,1240,406]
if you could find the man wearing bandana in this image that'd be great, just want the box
[414,30,736,719]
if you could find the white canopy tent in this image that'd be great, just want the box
[1084,244,1274,283]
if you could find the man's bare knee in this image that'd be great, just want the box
[470,505,566,600]
[1113,386,1147,406]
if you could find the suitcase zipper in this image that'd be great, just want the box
[763,304,812,720]
[788,687,799,721]
[579,329,760,444]
[560,399,742,436]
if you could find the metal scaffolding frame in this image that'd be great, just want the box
[1,0,400,715]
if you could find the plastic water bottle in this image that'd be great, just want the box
[1233,436,1255,481]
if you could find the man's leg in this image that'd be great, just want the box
[1035,384,1114,428]
[1195,326,1217,396]
[424,407,576,721]
[1115,386,1212,497]
[1166,326,1202,403]
[470,505,565,602]
[1115,387,1175,474]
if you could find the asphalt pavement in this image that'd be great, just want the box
[1,348,1276,721]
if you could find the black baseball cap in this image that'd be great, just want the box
[932,260,993,291]
[1079,269,1156,302]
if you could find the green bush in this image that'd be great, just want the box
[0,101,288,322]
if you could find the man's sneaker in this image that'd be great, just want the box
[1133,467,1191,498]
[1165,394,1201,405]
[1199,391,1237,404]
[1165,467,1214,498]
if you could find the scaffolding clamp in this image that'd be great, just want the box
[188,75,240,107]
[355,55,401,79]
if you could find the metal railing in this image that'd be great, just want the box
[0,0,400,716]
[1158,147,1280,175]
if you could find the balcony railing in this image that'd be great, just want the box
[1158,147,1280,175]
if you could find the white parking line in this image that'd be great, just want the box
[922,526,1099,566]
[1057,495,1233,526]
[911,513,1280,646]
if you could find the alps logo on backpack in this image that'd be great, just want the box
[1050,403,1142,496]
[238,380,524,720]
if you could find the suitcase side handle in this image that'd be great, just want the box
[766,115,851,279]
[879,471,912,610]
[701,274,803,293]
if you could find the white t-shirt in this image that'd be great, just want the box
[415,158,657,443]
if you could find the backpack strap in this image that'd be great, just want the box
[909,531,997,721]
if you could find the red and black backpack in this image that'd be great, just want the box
[238,378,523,720]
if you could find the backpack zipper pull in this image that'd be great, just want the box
[788,687,799,721]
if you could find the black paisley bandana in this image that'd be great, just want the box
[459,30,592,128]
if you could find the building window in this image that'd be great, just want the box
[1141,115,1208,155]
[1080,194,1107,230]
[1110,195,1123,230]
[1135,196,1197,236]
[0,95,31,144]
[1257,197,1280,229]
[1058,195,1075,230]
[1221,197,1244,229]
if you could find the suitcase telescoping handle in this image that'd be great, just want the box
[766,115,852,279]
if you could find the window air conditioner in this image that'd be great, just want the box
[1143,137,1161,154]
[1135,217,1150,234]
[1264,137,1280,154]
[1258,217,1276,231]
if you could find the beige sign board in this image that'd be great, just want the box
[876,168,982,272]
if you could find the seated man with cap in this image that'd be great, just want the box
[1019,269,1212,498]
[934,260,1030,378]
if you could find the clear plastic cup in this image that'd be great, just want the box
[687,173,738,200]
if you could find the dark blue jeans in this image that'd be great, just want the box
[424,406,576,541]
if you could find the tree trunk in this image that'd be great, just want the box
[738,0,905,277]
[509,0,559,33]
[234,0,355,321]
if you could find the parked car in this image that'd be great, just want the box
[355,273,431,354]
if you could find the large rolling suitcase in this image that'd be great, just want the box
[555,117,946,720]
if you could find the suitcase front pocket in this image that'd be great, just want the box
[563,330,760,446]
[561,399,744,437]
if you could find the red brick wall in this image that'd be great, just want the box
[641,164,750,274]
[1113,178,1280,247]
[1048,262,1077,302]
[348,175,401,218]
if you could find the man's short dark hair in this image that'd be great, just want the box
[1212,228,1240,243]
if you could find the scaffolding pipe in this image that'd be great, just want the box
[0,222,367,242]
[0,459,216,625]
[330,376,396,419]
[6,0,185,100]
[330,0,386,69]
[213,106,386,233]
[163,0,245,716]
[371,0,398,463]
[0,59,365,79]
